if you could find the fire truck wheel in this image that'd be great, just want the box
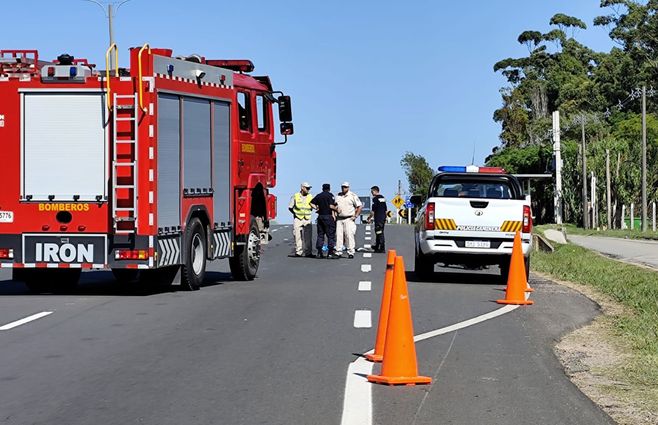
[21,269,81,294]
[181,217,206,291]
[229,217,261,281]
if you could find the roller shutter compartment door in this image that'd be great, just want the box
[22,93,107,201]
[157,94,181,230]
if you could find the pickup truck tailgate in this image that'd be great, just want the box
[433,198,525,236]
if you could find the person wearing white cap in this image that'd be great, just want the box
[334,182,363,258]
[288,182,314,257]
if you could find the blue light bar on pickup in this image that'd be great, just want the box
[438,165,506,173]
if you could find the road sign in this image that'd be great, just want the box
[403,201,414,209]
[398,208,407,219]
[391,195,404,209]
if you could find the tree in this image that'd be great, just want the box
[400,152,434,198]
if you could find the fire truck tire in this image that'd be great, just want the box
[181,217,206,291]
[229,217,261,281]
[20,269,81,294]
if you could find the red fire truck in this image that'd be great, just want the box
[0,44,293,291]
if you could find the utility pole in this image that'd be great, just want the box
[591,172,597,228]
[642,85,648,232]
[606,149,611,230]
[552,111,563,224]
[581,115,589,229]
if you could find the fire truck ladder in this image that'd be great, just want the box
[111,92,139,234]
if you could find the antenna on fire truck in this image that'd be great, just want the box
[83,0,133,69]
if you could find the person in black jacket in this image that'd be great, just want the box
[310,183,340,259]
[368,186,388,253]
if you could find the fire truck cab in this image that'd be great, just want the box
[0,45,293,292]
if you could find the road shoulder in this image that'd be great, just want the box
[534,270,658,425]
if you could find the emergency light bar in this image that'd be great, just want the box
[438,165,506,174]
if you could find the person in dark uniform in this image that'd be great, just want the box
[368,186,388,253]
[310,184,339,259]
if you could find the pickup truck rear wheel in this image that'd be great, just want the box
[414,250,434,280]
[500,261,510,283]
[500,257,530,282]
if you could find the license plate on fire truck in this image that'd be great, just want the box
[23,234,106,264]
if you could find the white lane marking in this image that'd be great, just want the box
[340,303,523,425]
[0,312,53,331]
[414,305,519,342]
[365,231,372,235]
[353,310,372,328]
[365,237,372,240]
[341,357,373,425]
[361,264,371,272]
[363,253,372,258]
[272,228,278,232]
[358,281,372,291]
[364,244,371,249]
[365,225,371,231]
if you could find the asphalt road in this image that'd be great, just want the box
[569,234,658,270]
[0,225,614,425]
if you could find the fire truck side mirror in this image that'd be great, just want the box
[278,95,293,123]
[280,122,294,136]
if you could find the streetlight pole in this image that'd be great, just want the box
[83,0,132,69]
[552,111,563,225]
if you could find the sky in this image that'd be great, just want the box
[3,1,617,223]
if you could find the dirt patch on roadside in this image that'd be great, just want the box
[534,271,658,425]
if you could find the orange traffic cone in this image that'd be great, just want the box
[497,231,534,305]
[366,250,397,362]
[367,256,432,385]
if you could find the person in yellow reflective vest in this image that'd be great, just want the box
[288,182,314,257]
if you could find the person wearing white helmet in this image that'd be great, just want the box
[334,182,362,258]
[288,182,314,258]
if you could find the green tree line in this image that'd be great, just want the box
[487,1,658,226]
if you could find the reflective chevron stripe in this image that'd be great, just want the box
[212,230,232,259]
[434,218,457,230]
[500,221,522,232]
[158,236,180,267]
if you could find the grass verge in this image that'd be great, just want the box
[538,223,658,240]
[532,243,658,421]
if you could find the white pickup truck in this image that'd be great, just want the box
[414,166,532,280]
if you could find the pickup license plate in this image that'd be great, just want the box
[466,240,490,248]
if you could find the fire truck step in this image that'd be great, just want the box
[115,185,135,189]
[113,162,136,166]
[115,140,136,144]
[115,117,136,121]
[115,208,135,212]
[114,216,136,221]
[115,104,135,110]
